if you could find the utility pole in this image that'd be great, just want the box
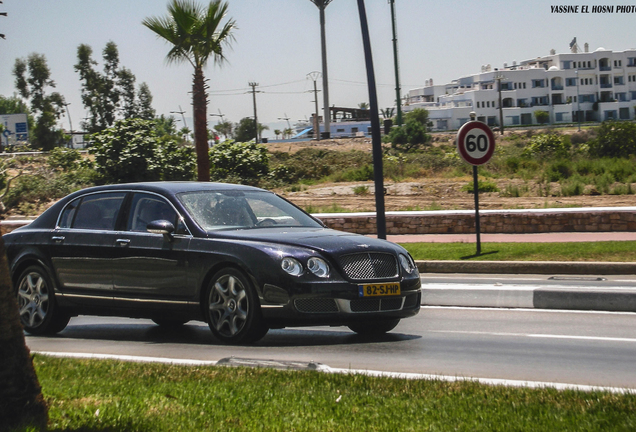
[307,72,321,140]
[170,105,187,129]
[495,75,504,135]
[0,0,6,40]
[309,0,333,139]
[249,82,260,143]
[389,0,403,126]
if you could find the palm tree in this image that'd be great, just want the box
[143,0,237,181]
[0,234,48,431]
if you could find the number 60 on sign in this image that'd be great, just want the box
[456,121,496,166]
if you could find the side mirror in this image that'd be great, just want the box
[147,220,175,240]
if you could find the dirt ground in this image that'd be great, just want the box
[269,136,636,212]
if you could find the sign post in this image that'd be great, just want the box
[456,117,496,255]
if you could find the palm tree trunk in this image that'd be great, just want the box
[193,67,210,182]
[0,235,48,431]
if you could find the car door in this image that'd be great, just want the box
[112,192,193,306]
[49,191,127,306]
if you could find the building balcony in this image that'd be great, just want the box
[600,83,613,88]
[551,85,564,91]
[599,66,612,71]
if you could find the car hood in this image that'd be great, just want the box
[207,227,403,255]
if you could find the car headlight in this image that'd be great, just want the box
[399,254,415,274]
[307,257,330,278]
[281,257,303,276]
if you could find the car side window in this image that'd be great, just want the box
[127,193,183,233]
[69,193,126,231]
[58,198,79,228]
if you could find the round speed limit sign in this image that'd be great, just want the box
[456,121,496,166]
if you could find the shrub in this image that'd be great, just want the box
[48,147,82,170]
[544,160,573,182]
[209,140,269,185]
[587,121,636,158]
[534,110,550,124]
[90,118,195,184]
[522,134,570,159]
[462,180,499,193]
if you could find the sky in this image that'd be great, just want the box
[0,0,634,138]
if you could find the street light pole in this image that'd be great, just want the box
[309,0,333,139]
[357,0,386,240]
[389,0,403,126]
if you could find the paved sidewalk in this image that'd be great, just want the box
[387,231,636,243]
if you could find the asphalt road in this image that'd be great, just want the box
[26,304,636,390]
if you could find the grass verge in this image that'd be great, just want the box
[401,241,636,262]
[33,356,636,431]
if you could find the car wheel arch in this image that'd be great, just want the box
[12,256,55,290]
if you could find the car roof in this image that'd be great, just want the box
[22,182,268,231]
[80,181,266,196]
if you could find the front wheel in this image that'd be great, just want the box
[16,265,70,335]
[205,268,268,344]
[348,318,400,336]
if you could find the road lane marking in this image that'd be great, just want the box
[423,305,636,315]
[430,330,636,343]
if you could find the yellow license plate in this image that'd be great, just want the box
[358,283,401,297]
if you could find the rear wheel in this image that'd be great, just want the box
[16,265,70,335]
[205,268,268,344]
[348,318,400,336]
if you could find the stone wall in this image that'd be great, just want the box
[315,208,636,235]
[3,207,636,235]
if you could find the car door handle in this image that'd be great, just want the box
[51,236,65,243]
[116,238,131,247]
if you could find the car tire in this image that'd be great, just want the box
[204,268,268,344]
[151,319,189,328]
[16,265,70,335]
[348,318,400,336]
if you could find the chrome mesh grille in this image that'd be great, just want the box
[339,253,398,281]
[294,298,339,313]
[350,297,404,312]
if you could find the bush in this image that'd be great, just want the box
[209,140,269,185]
[90,118,194,184]
[462,180,499,193]
[522,134,570,159]
[534,110,550,124]
[48,147,82,170]
[587,121,636,158]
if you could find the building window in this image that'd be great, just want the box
[614,60,622,67]
[555,112,566,122]
[532,79,545,88]
[566,78,577,87]
[563,61,571,69]
[614,76,624,85]
[620,108,630,120]
[616,93,627,101]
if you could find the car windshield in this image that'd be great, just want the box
[177,190,323,231]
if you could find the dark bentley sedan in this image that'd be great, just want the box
[4,182,421,344]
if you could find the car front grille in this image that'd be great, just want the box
[339,252,398,281]
[294,298,339,313]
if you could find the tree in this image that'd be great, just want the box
[534,110,550,125]
[75,42,155,133]
[385,108,431,152]
[143,0,237,182]
[13,54,67,150]
[234,117,256,142]
[0,237,48,430]
[214,120,233,140]
[274,129,281,140]
[137,83,156,120]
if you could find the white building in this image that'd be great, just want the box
[405,45,636,131]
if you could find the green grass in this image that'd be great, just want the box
[401,241,636,262]
[32,356,636,431]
